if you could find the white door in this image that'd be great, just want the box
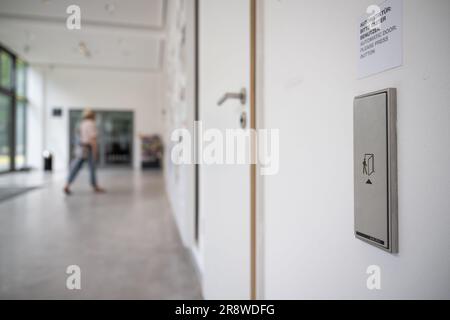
[199,0,253,299]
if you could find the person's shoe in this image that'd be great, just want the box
[94,187,106,194]
[63,186,72,195]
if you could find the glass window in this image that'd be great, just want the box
[1,51,13,90]
[0,47,27,171]
[0,94,11,171]
[16,59,26,98]
[15,101,26,169]
[15,59,27,169]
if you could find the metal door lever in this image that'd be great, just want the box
[217,88,247,106]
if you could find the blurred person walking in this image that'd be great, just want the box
[64,109,105,195]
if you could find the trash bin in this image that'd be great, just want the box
[43,150,53,172]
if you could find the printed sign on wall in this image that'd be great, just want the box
[358,0,403,78]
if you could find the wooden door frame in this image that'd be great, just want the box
[194,0,201,245]
[250,0,257,300]
[253,0,267,300]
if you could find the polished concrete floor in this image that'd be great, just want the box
[0,169,202,300]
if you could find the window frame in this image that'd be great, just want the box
[0,43,27,173]
[0,49,14,91]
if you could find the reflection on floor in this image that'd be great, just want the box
[0,187,39,203]
[0,169,202,300]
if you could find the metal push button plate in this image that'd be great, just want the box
[354,88,398,253]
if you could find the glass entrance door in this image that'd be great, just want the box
[102,112,133,166]
[69,110,134,168]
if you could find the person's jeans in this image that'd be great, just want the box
[67,146,97,188]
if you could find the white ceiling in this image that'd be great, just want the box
[0,0,167,72]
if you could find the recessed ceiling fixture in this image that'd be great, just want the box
[105,3,116,14]
[78,41,92,58]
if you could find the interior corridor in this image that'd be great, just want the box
[0,0,449,301]
[0,170,202,300]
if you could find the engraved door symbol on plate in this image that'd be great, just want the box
[363,154,375,185]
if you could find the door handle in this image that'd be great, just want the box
[217,88,247,106]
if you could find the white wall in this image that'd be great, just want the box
[162,0,197,251]
[27,66,163,171]
[261,0,450,299]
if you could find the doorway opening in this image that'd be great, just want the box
[69,110,134,168]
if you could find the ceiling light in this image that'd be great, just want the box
[105,3,116,14]
[78,42,91,58]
